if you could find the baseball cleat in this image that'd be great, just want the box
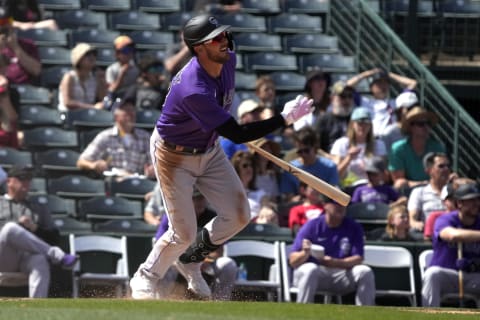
[174,260,211,300]
[130,271,157,299]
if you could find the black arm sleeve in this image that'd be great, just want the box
[216,115,286,143]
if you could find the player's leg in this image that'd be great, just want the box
[20,253,51,298]
[292,262,324,303]
[351,264,376,305]
[422,266,458,307]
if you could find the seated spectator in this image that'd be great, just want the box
[380,91,418,153]
[422,182,480,307]
[330,107,387,189]
[6,0,58,31]
[280,126,339,202]
[254,75,277,119]
[143,183,165,227]
[379,204,420,241]
[408,152,451,233]
[346,67,417,137]
[164,30,191,79]
[154,188,237,300]
[288,198,376,305]
[0,166,78,298]
[57,43,106,112]
[76,99,154,179]
[0,53,19,148]
[104,36,139,109]
[314,80,357,152]
[124,54,167,111]
[255,202,280,226]
[249,137,281,202]
[388,106,445,191]
[231,150,269,220]
[0,8,41,84]
[288,182,324,236]
[351,156,404,205]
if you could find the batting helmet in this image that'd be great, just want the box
[183,15,231,53]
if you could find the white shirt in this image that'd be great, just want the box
[407,183,446,222]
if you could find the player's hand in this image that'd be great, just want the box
[280,95,314,125]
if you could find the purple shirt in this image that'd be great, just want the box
[156,52,236,149]
[431,211,480,270]
[351,184,399,204]
[291,214,365,264]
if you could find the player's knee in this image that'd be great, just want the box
[1,221,22,237]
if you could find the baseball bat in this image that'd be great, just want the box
[458,242,465,308]
[247,142,351,206]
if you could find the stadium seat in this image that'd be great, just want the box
[38,47,71,66]
[135,109,161,130]
[53,216,92,235]
[345,202,390,232]
[241,0,281,15]
[234,33,282,52]
[161,11,194,31]
[95,48,116,67]
[234,223,292,242]
[48,175,106,200]
[54,10,108,30]
[22,127,78,152]
[28,194,76,217]
[243,52,298,72]
[70,29,120,49]
[40,66,70,89]
[13,84,51,105]
[236,90,257,102]
[78,196,143,221]
[93,219,157,235]
[64,109,113,131]
[235,71,257,91]
[109,177,156,201]
[128,30,174,51]
[83,0,131,12]
[217,13,267,33]
[37,0,81,11]
[18,105,63,129]
[283,0,330,15]
[268,71,305,92]
[268,13,322,34]
[29,177,47,196]
[284,34,339,54]
[109,11,161,31]
[35,149,82,178]
[0,148,33,170]
[78,128,104,151]
[298,53,356,73]
[17,28,68,47]
[132,0,181,13]
[69,234,129,298]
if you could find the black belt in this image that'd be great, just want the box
[162,140,209,155]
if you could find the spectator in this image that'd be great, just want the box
[288,182,324,236]
[123,54,167,111]
[255,202,280,226]
[164,30,191,78]
[0,52,19,148]
[380,91,418,153]
[351,156,404,205]
[330,107,387,189]
[314,80,357,152]
[388,106,445,191]
[379,204,419,241]
[249,136,281,201]
[422,182,480,307]
[231,150,269,220]
[254,75,277,119]
[104,35,139,108]
[346,68,417,137]
[57,43,106,112]
[143,183,165,227]
[76,99,154,179]
[294,67,331,131]
[288,198,376,305]
[5,0,58,31]
[280,126,339,202]
[155,188,238,300]
[0,8,41,84]
[0,165,78,298]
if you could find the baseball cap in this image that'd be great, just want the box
[114,35,134,50]
[454,183,480,200]
[440,182,454,201]
[395,92,418,109]
[350,107,372,122]
[8,165,34,181]
[237,99,263,119]
[364,156,386,173]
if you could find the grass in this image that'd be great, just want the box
[0,299,479,320]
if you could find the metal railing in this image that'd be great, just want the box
[327,0,480,178]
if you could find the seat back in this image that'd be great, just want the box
[109,177,156,200]
[78,196,143,221]
[48,175,106,199]
[418,249,433,280]
[0,148,33,170]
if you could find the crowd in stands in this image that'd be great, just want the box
[0,0,479,307]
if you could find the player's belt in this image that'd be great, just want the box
[162,140,209,155]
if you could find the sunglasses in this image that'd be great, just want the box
[339,93,353,99]
[410,120,430,127]
[241,163,252,169]
[116,46,135,55]
[203,32,227,45]
[296,147,311,155]
[436,163,450,169]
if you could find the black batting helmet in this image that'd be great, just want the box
[183,15,231,53]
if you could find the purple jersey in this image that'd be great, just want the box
[430,211,480,270]
[156,52,236,149]
[351,184,399,204]
[291,214,365,264]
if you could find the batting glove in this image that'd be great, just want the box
[280,95,314,125]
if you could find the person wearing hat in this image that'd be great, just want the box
[0,165,78,298]
[346,67,417,138]
[350,156,403,205]
[289,197,376,305]
[422,181,480,307]
[380,91,419,153]
[314,80,359,152]
[77,98,154,179]
[104,35,139,105]
[130,14,313,300]
[388,106,446,191]
[330,106,387,189]
[0,8,41,84]
[57,42,106,112]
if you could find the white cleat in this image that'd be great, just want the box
[174,260,212,300]
[130,271,157,299]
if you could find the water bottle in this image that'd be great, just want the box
[237,262,248,281]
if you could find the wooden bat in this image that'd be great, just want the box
[247,142,351,206]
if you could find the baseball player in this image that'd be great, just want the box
[130,14,313,299]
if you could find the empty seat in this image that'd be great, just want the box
[235,71,257,91]
[244,52,298,72]
[40,66,70,89]
[18,105,63,129]
[29,177,47,195]
[135,109,160,130]
[217,13,267,33]
[37,0,81,10]
[128,30,174,51]
[48,175,106,200]
[70,29,120,49]
[38,47,71,66]
[283,0,329,15]
[234,33,282,52]
[83,0,131,11]
[133,0,181,13]
[284,34,339,54]
[109,177,156,200]
[268,71,305,92]
[93,218,157,235]
[54,10,107,30]
[53,216,92,234]
[95,48,116,67]
[17,28,68,47]
[161,11,194,31]
[109,11,161,31]
[28,194,76,217]
[13,84,51,105]
[64,109,113,131]
[35,149,82,177]
[22,127,78,151]
[268,13,322,34]
[298,53,356,73]
[0,148,33,170]
[241,0,281,15]
[78,196,143,221]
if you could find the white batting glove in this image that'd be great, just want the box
[280,95,314,125]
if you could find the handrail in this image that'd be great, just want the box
[327,0,480,177]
